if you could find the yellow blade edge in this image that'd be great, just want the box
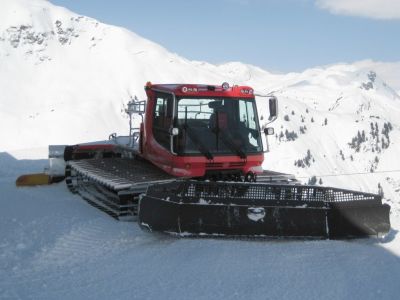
[16,173,51,187]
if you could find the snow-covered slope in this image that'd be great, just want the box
[1,0,400,206]
[257,65,400,205]
[0,0,223,149]
[1,157,399,299]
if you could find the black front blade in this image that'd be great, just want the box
[327,201,391,238]
[138,181,391,239]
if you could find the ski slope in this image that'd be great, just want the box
[1,153,400,300]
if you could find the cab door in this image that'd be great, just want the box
[145,91,175,171]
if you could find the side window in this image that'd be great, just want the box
[239,100,256,130]
[153,92,173,149]
[239,100,247,124]
[237,99,260,148]
[246,101,257,130]
[154,98,166,127]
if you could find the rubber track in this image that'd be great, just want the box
[65,158,176,220]
[65,158,299,221]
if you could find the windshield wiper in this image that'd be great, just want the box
[211,112,247,159]
[219,130,247,159]
[210,111,247,159]
[210,127,247,159]
[184,124,214,160]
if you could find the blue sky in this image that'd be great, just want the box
[50,0,400,72]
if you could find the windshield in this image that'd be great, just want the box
[173,97,262,156]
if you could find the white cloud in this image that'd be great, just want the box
[316,0,400,20]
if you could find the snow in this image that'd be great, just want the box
[1,1,400,298]
[1,152,400,299]
[198,198,208,205]
[247,207,266,222]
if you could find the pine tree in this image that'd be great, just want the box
[308,176,317,185]
[370,122,375,138]
[339,150,345,160]
[378,183,384,197]
[279,131,284,141]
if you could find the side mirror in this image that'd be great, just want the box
[269,96,277,120]
[264,127,274,135]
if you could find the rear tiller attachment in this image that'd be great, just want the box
[138,181,391,239]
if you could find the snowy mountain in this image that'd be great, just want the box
[1,0,400,207]
[257,64,400,205]
[2,1,400,298]
[0,0,224,150]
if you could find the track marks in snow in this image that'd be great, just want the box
[0,219,177,299]
[33,219,135,268]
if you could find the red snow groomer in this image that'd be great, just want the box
[62,82,390,239]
